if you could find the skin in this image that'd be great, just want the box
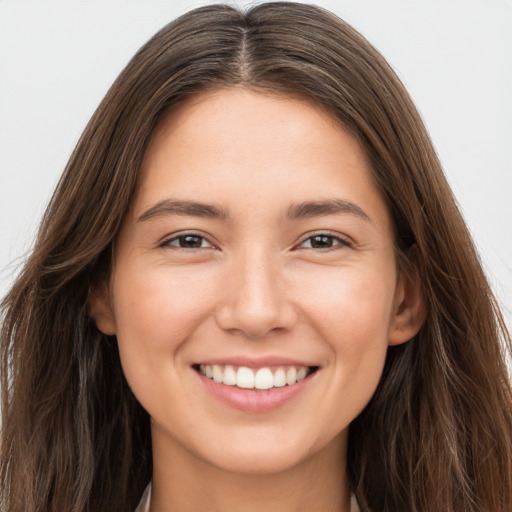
[91,88,424,512]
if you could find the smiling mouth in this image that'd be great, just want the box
[192,364,319,391]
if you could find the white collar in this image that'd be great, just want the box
[134,483,151,512]
[135,483,360,512]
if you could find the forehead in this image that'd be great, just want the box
[145,88,355,166]
[132,87,390,230]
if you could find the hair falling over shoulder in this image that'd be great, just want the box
[2,3,512,511]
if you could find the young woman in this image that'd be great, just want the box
[2,3,511,511]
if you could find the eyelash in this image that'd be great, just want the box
[160,232,352,251]
[297,233,352,250]
[161,233,215,250]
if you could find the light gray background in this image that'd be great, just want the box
[1,0,511,329]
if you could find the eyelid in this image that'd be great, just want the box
[295,231,353,250]
[158,230,352,251]
[159,231,217,250]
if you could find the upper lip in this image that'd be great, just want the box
[193,356,319,368]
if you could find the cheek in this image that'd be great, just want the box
[298,262,396,343]
[294,263,395,417]
[110,262,220,384]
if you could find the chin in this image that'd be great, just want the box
[193,428,345,476]
[206,448,310,475]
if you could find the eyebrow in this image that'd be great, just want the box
[137,199,229,222]
[137,198,371,223]
[287,198,371,223]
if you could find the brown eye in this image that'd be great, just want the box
[299,234,350,250]
[163,234,212,249]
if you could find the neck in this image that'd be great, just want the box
[150,428,350,512]
[149,429,350,512]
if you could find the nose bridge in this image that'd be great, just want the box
[215,243,295,337]
[239,247,278,309]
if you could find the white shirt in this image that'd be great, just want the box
[134,483,361,511]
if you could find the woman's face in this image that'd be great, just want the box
[93,88,420,476]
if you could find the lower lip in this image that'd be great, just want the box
[195,370,316,413]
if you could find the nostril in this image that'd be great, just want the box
[214,288,298,338]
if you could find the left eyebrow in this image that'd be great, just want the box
[287,198,372,223]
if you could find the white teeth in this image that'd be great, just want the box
[222,365,237,386]
[212,364,223,383]
[296,367,308,382]
[254,368,274,390]
[198,364,313,390]
[273,367,286,387]
[237,367,255,389]
[286,367,297,386]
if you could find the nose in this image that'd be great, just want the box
[215,249,297,338]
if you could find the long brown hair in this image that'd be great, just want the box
[2,3,511,511]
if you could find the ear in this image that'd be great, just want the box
[88,281,116,335]
[388,251,426,346]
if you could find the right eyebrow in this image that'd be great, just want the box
[137,199,229,223]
